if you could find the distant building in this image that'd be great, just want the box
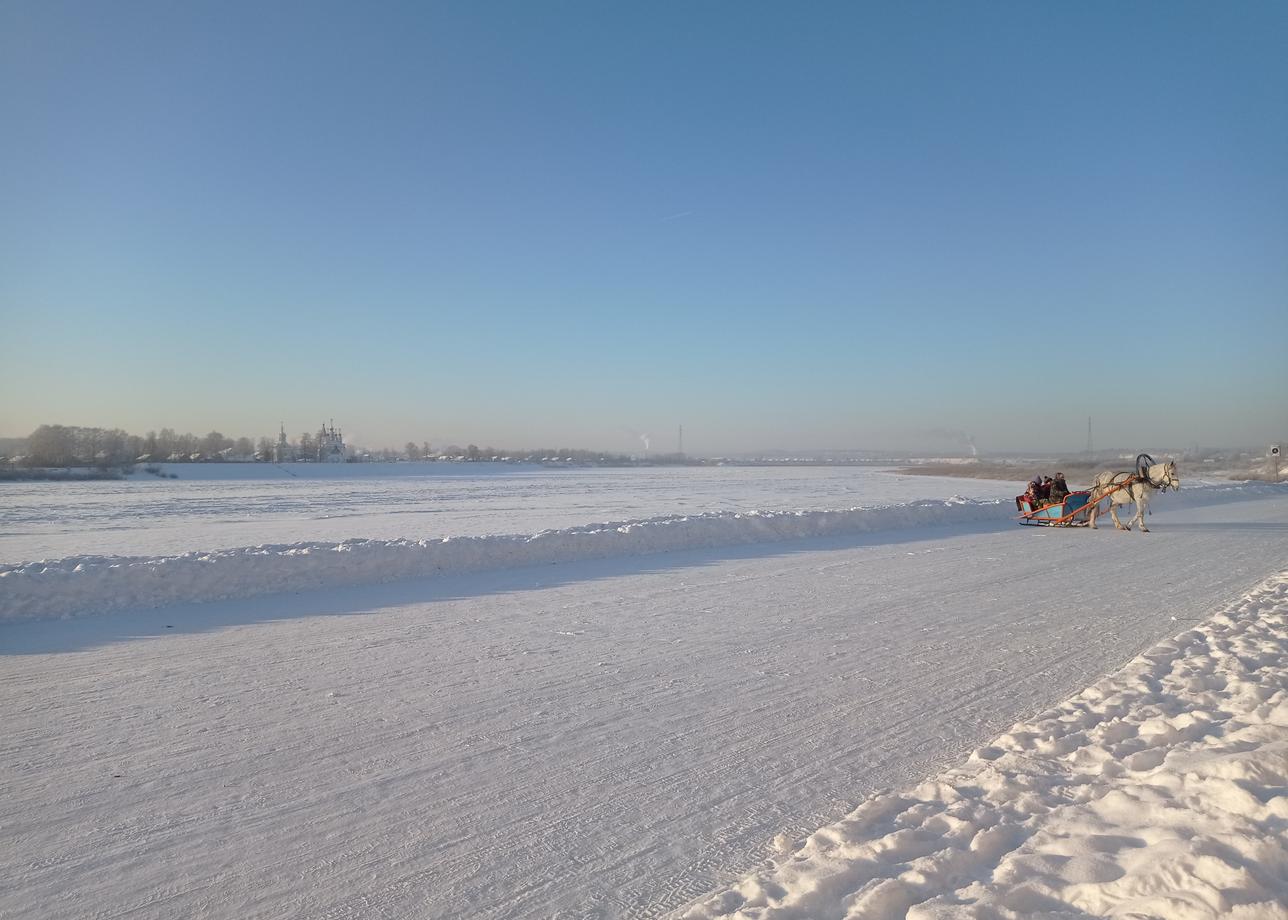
[267,420,347,462]
[273,423,293,463]
[318,421,346,463]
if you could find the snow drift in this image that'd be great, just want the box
[0,498,1007,621]
[680,572,1288,920]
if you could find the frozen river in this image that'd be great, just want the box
[4,482,1286,919]
[0,462,1021,564]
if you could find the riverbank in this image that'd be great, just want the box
[892,461,1100,484]
[892,460,1281,485]
[0,468,125,482]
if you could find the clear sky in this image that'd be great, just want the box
[2,1,1286,455]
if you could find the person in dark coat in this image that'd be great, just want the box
[1049,472,1070,504]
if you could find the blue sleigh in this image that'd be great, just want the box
[1017,491,1093,527]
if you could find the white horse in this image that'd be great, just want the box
[1088,455,1180,532]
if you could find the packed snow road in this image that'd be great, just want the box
[2,493,1286,919]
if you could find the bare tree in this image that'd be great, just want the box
[201,431,229,458]
[26,425,76,466]
[98,428,129,466]
[158,428,179,459]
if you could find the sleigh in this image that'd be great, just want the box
[1017,455,1179,530]
[1016,490,1094,527]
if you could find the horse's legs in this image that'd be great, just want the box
[1109,501,1129,531]
[1135,492,1150,532]
[1088,497,1099,529]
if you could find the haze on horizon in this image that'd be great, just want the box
[2,2,1285,457]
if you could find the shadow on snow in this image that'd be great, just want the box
[3,518,1012,656]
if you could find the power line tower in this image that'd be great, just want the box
[1086,417,1093,457]
[678,424,684,456]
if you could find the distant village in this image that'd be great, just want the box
[4,422,1280,481]
[4,421,358,469]
[0,421,691,474]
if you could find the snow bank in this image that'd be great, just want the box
[680,572,1288,920]
[0,498,1006,622]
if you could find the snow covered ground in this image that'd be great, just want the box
[1,471,1285,919]
[0,466,1266,623]
[0,463,1026,563]
[682,571,1288,920]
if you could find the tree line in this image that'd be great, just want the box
[8,425,690,468]
[15,425,265,468]
[12,425,357,467]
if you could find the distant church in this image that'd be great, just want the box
[318,421,346,463]
[271,421,346,462]
[273,424,292,463]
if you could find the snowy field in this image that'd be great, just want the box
[1,468,1286,919]
[0,463,1023,564]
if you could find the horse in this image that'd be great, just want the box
[1087,454,1180,532]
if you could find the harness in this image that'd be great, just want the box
[1136,453,1177,492]
[1096,462,1165,502]
[1100,471,1143,496]
[1092,455,1174,508]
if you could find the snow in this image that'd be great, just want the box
[2,473,1273,625]
[681,571,1288,920]
[1,499,1015,622]
[1,470,1285,919]
[1,463,1027,563]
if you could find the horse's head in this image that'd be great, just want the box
[1151,460,1180,492]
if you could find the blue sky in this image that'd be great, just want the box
[2,1,1285,454]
